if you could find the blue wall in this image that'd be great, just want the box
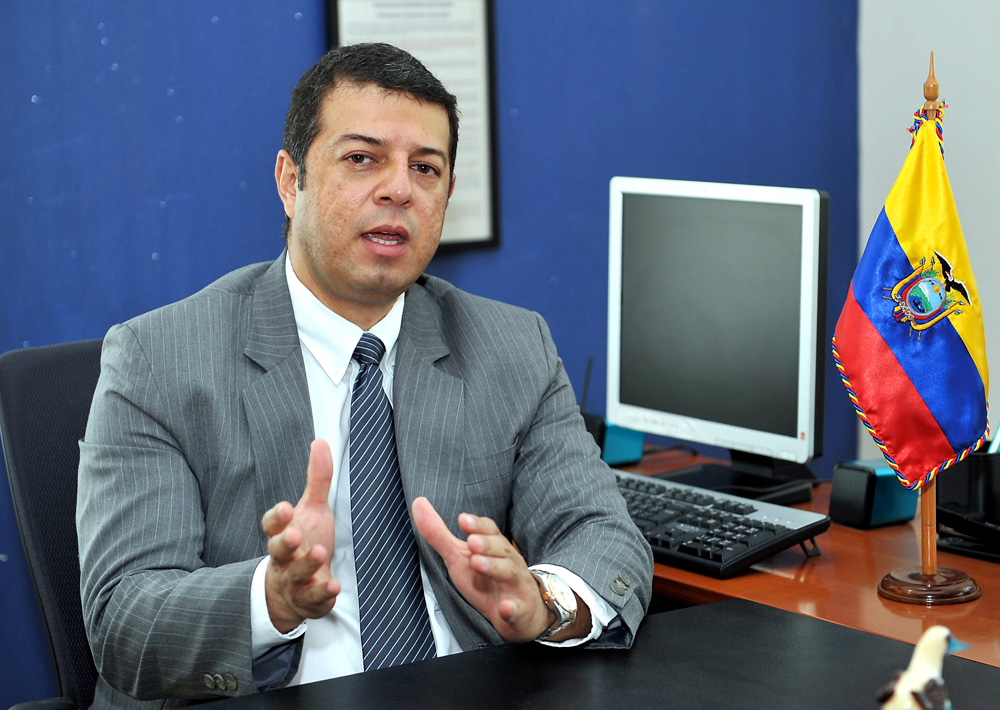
[0,2,857,705]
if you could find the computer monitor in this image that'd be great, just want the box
[606,177,829,502]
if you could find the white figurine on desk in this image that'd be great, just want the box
[877,626,954,710]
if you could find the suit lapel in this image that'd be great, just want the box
[242,253,313,538]
[394,279,505,648]
[394,280,466,529]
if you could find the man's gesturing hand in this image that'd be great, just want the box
[261,439,340,633]
[412,496,553,643]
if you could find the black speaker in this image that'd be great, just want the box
[582,413,606,450]
[581,413,644,466]
[829,459,918,529]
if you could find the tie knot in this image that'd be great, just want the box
[353,333,386,367]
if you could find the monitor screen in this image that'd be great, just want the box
[606,177,828,477]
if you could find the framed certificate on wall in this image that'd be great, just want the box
[329,0,499,249]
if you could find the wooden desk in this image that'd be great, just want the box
[630,449,1000,668]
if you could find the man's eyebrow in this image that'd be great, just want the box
[335,133,384,148]
[413,146,448,164]
[333,133,447,164]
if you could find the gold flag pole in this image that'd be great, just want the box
[876,52,981,605]
[920,52,939,579]
[921,480,938,577]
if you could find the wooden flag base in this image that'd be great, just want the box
[878,567,981,605]
[876,472,980,604]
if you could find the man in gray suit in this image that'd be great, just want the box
[77,43,652,708]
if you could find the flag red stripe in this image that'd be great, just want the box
[835,285,955,474]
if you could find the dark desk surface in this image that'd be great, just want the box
[628,449,1000,668]
[203,599,1000,710]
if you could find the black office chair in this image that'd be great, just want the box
[0,339,104,710]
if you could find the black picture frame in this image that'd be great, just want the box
[327,0,500,250]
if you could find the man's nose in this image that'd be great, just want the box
[376,160,413,206]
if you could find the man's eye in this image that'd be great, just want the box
[413,164,439,176]
[347,154,371,164]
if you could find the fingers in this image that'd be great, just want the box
[261,501,294,537]
[497,598,523,625]
[415,498,519,577]
[466,528,513,557]
[260,440,339,631]
[462,513,522,578]
[468,546,524,582]
[262,500,305,567]
[412,496,462,559]
[458,511,501,536]
[302,439,334,506]
[267,522,300,564]
[265,556,341,631]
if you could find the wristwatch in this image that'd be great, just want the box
[530,570,577,640]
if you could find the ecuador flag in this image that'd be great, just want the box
[833,107,989,489]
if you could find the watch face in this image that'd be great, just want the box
[547,574,577,614]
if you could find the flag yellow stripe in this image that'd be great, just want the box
[883,118,989,397]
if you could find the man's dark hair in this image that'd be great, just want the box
[282,42,460,238]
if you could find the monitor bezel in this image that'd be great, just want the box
[606,176,825,465]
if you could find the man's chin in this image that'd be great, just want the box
[351,274,414,307]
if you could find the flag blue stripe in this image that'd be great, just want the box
[852,207,986,450]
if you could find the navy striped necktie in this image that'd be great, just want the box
[349,333,436,671]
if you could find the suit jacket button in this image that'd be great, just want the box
[202,674,216,690]
[611,571,632,595]
[224,674,238,691]
[213,674,226,690]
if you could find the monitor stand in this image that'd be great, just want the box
[654,450,817,505]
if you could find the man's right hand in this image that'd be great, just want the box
[260,439,340,633]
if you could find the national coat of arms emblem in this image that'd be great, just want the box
[884,251,970,337]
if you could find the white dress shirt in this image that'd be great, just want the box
[248,258,616,684]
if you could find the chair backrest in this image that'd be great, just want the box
[0,339,104,710]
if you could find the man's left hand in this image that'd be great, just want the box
[413,496,592,643]
[412,496,557,643]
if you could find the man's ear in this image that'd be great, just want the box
[448,172,456,199]
[275,149,299,220]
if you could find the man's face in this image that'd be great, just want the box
[276,82,455,329]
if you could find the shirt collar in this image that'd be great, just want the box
[284,255,405,385]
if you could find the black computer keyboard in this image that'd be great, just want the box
[615,469,831,579]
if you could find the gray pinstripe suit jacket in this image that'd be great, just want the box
[77,253,652,708]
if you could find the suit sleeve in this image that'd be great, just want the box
[506,313,653,647]
[77,323,270,701]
